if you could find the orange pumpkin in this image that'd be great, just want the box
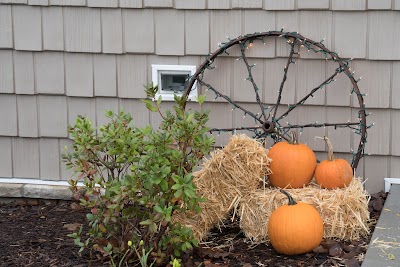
[268,132,317,188]
[268,190,324,255]
[314,136,353,189]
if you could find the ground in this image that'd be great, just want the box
[0,192,386,267]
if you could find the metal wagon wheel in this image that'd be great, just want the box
[182,31,370,171]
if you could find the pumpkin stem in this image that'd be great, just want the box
[280,189,297,206]
[316,136,335,161]
[289,131,298,145]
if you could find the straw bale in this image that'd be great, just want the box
[239,178,370,243]
[174,134,272,241]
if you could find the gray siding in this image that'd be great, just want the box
[35,52,65,94]
[123,9,154,53]
[155,9,184,55]
[0,0,399,193]
[38,96,68,137]
[0,95,17,136]
[175,0,205,9]
[64,7,101,52]
[12,5,42,50]
[0,51,14,93]
[368,12,400,60]
[117,55,147,98]
[67,97,96,127]
[65,53,93,97]
[298,0,329,9]
[333,12,367,58]
[93,54,117,97]
[17,95,39,137]
[264,0,295,10]
[119,99,150,128]
[185,11,209,55]
[39,138,60,180]
[42,7,64,50]
[14,51,35,94]
[95,97,119,127]
[101,9,123,54]
[0,137,13,177]
[0,5,13,48]
[208,0,230,9]
[28,0,49,6]
[243,10,275,58]
[88,0,118,8]
[331,0,366,10]
[12,138,40,178]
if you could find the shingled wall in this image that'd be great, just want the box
[0,0,399,193]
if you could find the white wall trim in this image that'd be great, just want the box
[384,178,400,192]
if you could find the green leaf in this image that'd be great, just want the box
[195,94,206,105]
[171,175,181,183]
[104,110,114,118]
[139,219,152,226]
[67,233,78,238]
[171,184,182,190]
[154,205,164,214]
[186,113,194,123]
[174,189,183,198]
[160,179,168,191]
[107,204,119,210]
[184,241,192,250]
[184,188,196,198]
[165,213,171,222]
[387,253,395,260]
[74,238,84,247]
[104,243,113,253]
[142,99,158,112]
[174,248,181,257]
[149,222,158,233]
[146,102,158,112]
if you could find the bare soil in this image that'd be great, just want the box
[0,191,386,267]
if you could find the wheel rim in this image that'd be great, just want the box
[182,31,369,171]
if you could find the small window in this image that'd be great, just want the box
[152,65,198,101]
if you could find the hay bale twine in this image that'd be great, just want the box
[174,134,272,241]
[239,178,370,243]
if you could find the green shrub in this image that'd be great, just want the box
[63,85,213,266]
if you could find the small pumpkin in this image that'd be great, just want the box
[268,190,324,255]
[268,132,317,188]
[314,136,353,189]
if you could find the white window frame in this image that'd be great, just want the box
[151,64,198,101]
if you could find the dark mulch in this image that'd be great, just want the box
[0,191,387,267]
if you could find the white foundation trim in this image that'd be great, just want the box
[0,177,84,187]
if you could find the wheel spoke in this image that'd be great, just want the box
[198,79,264,124]
[208,126,262,139]
[209,126,261,132]
[238,41,267,121]
[209,126,291,142]
[276,70,341,122]
[270,39,297,121]
[281,121,360,129]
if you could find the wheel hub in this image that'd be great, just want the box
[262,121,275,134]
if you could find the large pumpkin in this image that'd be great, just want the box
[268,132,316,188]
[314,136,353,189]
[268,190,324,255]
